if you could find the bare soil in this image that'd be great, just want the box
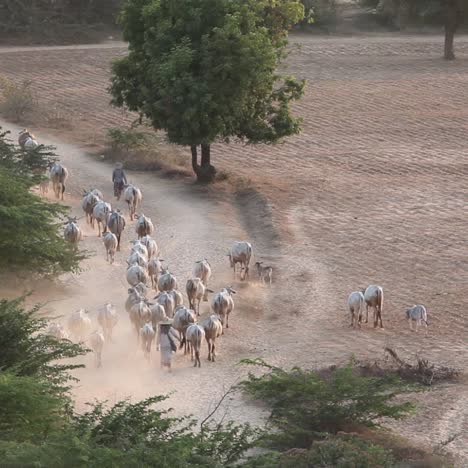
[0,33,467,463]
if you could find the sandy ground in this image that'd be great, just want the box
[0,34,467,463]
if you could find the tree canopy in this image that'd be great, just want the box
[0,128,85,275]
[110,0,305,181]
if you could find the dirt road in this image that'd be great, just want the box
[0,118,272,428]
[1,34,467,462]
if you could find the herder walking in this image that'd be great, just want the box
[112,162,127,200]
[159,321,178,372]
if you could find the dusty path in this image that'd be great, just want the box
[0,118,271,427]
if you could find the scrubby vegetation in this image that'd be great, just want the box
[0,128,85,275]
[0,296,456,466]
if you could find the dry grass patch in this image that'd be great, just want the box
[0,76,72,129]
[103,127,191,177]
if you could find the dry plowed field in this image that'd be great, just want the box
[1,34,467,461]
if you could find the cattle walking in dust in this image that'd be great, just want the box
[103,232,118,264]
[140,323,156,361]
[68,309,92,342]
[228,241,253,281]
[92,200,111,236]
[124,184,143,220]
[186,324,205,367]
[158,269,177,292]
[364,285,384,328]
[348,291,365,328]
[135,214,154,239]
[141,235,159,259]
[64,217,83,244]
[153,291,175,318]
[406,304,429,333]
[172,306,196,355]
[97,303,118,342]
[212,287,236,332]
[148,258,164,289]
[254,262,273,285]
[193,259,212,288]
[186,278,212,316]
[82,191,101,224]
[129,300,151,344]
[49,162,68,200]
[201,314,223,362]
[107,210,126,251]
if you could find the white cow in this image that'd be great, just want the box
[135,214,154,239]
[127,250,148,270]
[158,269,177,292]
[228,241,253,281]
[186,278,212,316]
[172,306,196,355]
[107,210,126,252]
[193,259,212,289]
[140,322,156,361]
[347,291,365,328]
[64,217,83,244]
[129,300,151,343]
[82,191,101,224]
[124,184,143,220]
[129,240,149,261]
[364,285,384,328]
[49,162,68,200]
[201,314,223,362]
[212,287,236,332]
[97,303,118,342]
[140,235,159,259]
[92,200,111,236]
[148,258,164,290]
[103,232,118,264]
[186,324,205,368]
[67,309,92,342]
[153,291,175,318]
[126,264,148,287]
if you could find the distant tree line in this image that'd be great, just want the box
[361,0,467,59]
[0,0,121,28]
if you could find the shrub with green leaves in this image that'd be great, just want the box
[243,435,395,467]
[0,128,85,275]
[240,359,415,449]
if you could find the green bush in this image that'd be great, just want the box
[240,359,415,449]
[299,0,338,28]
[0,128,85,276]
[243,436,395,467]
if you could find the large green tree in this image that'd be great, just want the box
[110,0,305,182]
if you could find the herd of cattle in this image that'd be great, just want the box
[21,130,430,372]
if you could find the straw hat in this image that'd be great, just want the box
[115,162,123,169]
[159,320,173,326]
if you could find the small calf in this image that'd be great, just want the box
[406,304,429,333]
[254,261,273,285]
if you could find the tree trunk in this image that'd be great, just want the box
[190,144,216,183]
[444,0,460,60]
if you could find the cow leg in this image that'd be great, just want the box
[117,234,121,251]
[61,184,65,201]
[350,310,355,327]
[207,341,211,361]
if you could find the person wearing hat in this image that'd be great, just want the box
[159,321,178,372]
[112,162,127,200]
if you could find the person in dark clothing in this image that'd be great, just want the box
[112,162,127,200]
